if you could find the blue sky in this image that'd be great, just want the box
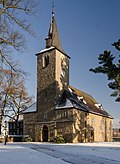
[14,0,120,126]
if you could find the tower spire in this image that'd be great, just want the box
[45,2,64,53]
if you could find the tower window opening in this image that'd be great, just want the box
[0,123,1,135]
[43,55,49,68]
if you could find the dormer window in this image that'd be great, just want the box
[95,104,102,108]
[77,96,87,104]
[43,55,49,68]
[95,103,104,110]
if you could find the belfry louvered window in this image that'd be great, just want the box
[43,55,49,68]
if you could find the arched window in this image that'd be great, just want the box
[100,119,103,130]
[43,55,49,68]
[91,117,94,128]
[0,123,1,135]
[42,125,48,142]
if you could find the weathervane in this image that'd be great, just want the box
[52,0,55,14]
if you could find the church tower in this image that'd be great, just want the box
[36,10,70,122]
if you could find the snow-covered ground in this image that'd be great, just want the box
[0,142,120,164]
[0,143,68,164]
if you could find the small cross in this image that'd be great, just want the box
[52,0,55,14]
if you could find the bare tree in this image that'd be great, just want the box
[0,0,37,70]
[0,0,37,133]
[0,68,33,134]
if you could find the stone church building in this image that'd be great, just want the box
[23,10,113,143]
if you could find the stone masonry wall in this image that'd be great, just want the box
[88,113,113,142]
[23,112,37,141]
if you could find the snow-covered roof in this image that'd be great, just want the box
[36,46,70,59]
[55,86,113,118]
[23,87,112,118]
[55,89,88,112]
[56,98,73,109]
[38,46,55,54]
[23,102,36,114]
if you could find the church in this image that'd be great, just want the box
[23,10,113,143]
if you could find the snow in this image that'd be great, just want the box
[38,46,55,54]
[24,102,36,113]
[0,142,120,164]
[0,143,68,164]
[55,98,73,109]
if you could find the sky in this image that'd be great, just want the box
[14,0,120,126]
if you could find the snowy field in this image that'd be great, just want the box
[0,142,120,164]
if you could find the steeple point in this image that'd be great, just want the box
[45,3,64,53]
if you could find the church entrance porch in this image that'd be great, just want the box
[34,122,56,142]
[42,125,48,142]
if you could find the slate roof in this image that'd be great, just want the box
[55,86,113,118]
[55,89,88,112]
[24,87,112,118]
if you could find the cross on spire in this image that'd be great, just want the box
[52,0,55,15]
